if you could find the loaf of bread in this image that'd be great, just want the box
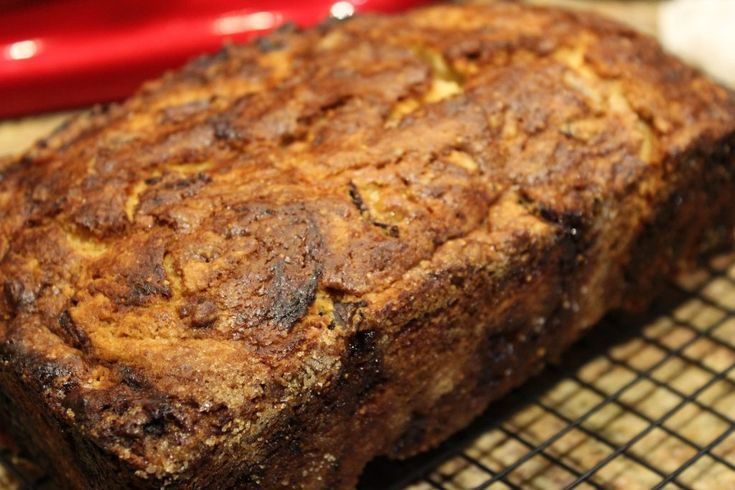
[1,4,734,489]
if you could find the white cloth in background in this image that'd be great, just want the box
[659,0,735,88]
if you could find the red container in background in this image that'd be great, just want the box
[0,0,431,117]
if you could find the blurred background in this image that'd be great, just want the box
[0,0,733,155]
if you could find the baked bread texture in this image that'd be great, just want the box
[1,3,734,489]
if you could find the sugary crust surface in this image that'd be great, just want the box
[1,3,734,489]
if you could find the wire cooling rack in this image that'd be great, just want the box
[2,255,735,490]
[361,253,735,490]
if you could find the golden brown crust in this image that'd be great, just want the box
[1,4,735,489]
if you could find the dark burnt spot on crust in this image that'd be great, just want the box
[117,365,149,390]
[347,330,376,358]
[58,373,197,447]
[136,173,212,227]
[179,296,219,329]
[347,184,401,238]
[450,275,465,288]
[198,202,327,335]
[528,202,588,248]
[87,237,172,307]
[32,361,74,391]
[141,401,177,437]
[57,310,91,351]
[170,173,212,191]
[269,415,304,456]
[104,124,215,172]
[372,221,400,238]
[332,300,368,328]
[269,261,321,331]
[343,330,384,399]
[6,353,80,399]
[69,176,130,236]
[129,280,171,306]
[3,279,34,312]
[212,118,241,141]
[347,182,368,215]
[61,388,90,423]
[537,206,585,233]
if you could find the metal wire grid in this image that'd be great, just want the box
[362,254,735,490]
[2,256,735,490]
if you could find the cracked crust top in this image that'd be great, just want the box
[1,3,734,483]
